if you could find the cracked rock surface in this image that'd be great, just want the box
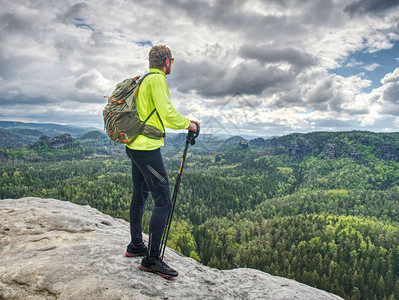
[0,197,343,300]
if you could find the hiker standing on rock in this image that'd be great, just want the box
[124,45,200,278]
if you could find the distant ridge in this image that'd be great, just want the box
[0,121,93,138]
[0,128,44,148]
[2,121,399,160]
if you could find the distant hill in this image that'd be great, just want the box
[218,135,248,152]
[0,133,89,162]
[0,128,44,148]
[3,121,397,162]
[261,130,399,161]
[77,130,124,154]
[0,121,244,153]
[162,132,233,155]
[77,130,111,147]
[0,121,93,139]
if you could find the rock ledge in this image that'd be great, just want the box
[0,198,343,299]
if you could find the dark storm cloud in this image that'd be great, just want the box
[238,45,318,71]
[275,77,336,112]
[307,79,334,104]
[165,0,346,43]
[0,7,42,36]
[344,0,399,16]
[0,13,32,32]
[170,59,293,98]
[165,0,307,40]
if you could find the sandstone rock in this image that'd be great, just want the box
[0,198,343,300]
[324,143,340,159]
[249,137,266,148]
[288,137,312,158]
[296,137,311,154]
[239,140,248,149]
[379,142,397,161]
[28,135,51,150]
[288,142,300,156]
[50,134,74,149]
[349,152,362,160]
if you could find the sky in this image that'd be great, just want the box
[0,0,399,138]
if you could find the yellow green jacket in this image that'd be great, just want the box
[126,68,190,150]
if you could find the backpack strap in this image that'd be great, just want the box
[155,110,166,138]
[139,72,166,138]
[138,72,156,85]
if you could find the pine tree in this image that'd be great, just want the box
[394,279,399,300]
[377,275,385,299]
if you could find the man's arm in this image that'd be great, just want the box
[150,75,190,130]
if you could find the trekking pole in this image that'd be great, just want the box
[160,124,200,259]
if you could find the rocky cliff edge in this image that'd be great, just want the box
[0,198,343,300]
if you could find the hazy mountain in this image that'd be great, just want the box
[0,121,93,138]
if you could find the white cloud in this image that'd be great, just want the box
[0,0,399,135]
[365,67,399,117]
[346,59,363,68]
[364,63,380,71]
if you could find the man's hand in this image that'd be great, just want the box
[188,120,200,133]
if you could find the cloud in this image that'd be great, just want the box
[346,59,364,68]
[364,68,399,117]
[0,0,399,135]
[364,63,380,71]
[381,68,399,105]
[57,2,90,25]
[171,58,294,98]
[343,59,381,71]
[238,45,318,71]
[75,70,112,94]
[381,68,399,85]
[344,0,399,16]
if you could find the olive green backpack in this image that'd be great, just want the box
[103,73,164,144]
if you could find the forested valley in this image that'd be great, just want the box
[1,124,399,300]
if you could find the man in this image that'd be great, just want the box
[124,45,200,278]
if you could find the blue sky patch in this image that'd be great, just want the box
[137,40,153,47]
[332,42,399,93]
[73,18,94,31]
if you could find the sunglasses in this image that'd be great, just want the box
[169,57,174,64]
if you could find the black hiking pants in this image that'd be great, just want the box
[126,147,172,258]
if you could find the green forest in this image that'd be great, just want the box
[1,124,399,300]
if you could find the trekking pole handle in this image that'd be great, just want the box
[187,123,200,145]
[192,123,200,138]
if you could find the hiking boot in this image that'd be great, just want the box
[125,242,147,257]
[139,256,179,279]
